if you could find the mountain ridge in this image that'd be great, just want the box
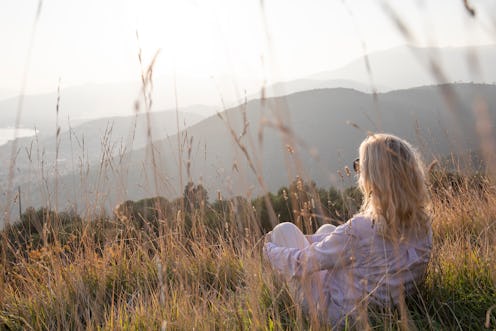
[2,44,495,135]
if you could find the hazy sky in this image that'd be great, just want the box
[1,0,495,97]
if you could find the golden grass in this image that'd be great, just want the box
[1,172,495,330]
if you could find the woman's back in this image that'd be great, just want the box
[331,216,432,311]
[265,216,432,324]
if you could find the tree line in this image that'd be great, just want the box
[2,169,491,261]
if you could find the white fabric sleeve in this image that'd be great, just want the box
[264,222,356,280]
[305,233,328,244]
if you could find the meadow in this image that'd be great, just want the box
[1,165,495,330]
[1,0,495,329]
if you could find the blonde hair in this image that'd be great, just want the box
[358,133,431,239]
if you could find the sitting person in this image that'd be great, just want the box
[264,133,432,327]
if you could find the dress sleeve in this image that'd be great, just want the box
[264,222,357,280]
[306,233,328,244]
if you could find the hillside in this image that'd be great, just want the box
[310,44,496,90]
[0,82,216,135]
[0,110,205,197]
[8,83,495,220]
[249,79,388,100]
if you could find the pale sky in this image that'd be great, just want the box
[1,0,495,98]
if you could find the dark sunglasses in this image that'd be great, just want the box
[353,158,360,173]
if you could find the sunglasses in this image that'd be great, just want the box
[353,158,360,173]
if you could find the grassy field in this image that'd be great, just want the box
[1,0,494,329]
[1,168,495,330]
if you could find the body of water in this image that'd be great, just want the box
[0,127,37,146]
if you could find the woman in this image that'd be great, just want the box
[264,133,432,327]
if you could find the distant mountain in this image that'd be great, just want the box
[2,45,494,137]
[233,45,496,104]
[0,45,496,135]
[309,44,496,91]
[0,80,218,135]
[0,110,205,195]
[6,83,496,223]
[253,79,388,99]
[0,82,138,134]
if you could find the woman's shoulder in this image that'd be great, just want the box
[339,215,375,237]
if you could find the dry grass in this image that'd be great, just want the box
[0,169,495,330]
[1,3,495,329]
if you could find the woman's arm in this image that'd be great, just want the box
[265,222,356,280]
[305,233,328,244]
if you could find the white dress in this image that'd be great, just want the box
[264,216,432,326]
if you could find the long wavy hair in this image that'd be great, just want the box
[357,133,431,239]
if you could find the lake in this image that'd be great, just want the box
[0,127,37,146]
